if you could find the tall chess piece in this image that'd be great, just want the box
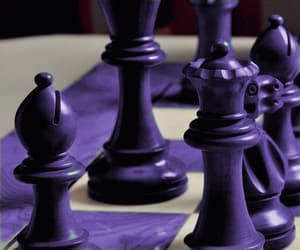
[14,73,88,249]
[88,0,187,204]
[244,76,295,250]
[183,42,264,249]
[251,15,300,206]
[179,0,239,104]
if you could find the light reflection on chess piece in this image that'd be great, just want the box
[251,15,300,206]
[183,42,264,249]
[14,73,88,249]
[88,0,187,204]
[244,75,295,250]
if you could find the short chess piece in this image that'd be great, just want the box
[178,0,239,104]
[244,75,295,250]
[251,15,300,206]
[14,73,88,249]
[183,42,264,249]
[87,0,187,204]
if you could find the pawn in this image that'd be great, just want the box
[244,75,295,250]
[14,73,88,249]
[251,15,300,206]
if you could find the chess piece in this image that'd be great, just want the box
[88,0,187,204]
[244,75,295,250]
[14,73,88,249]
[191,0,239,58]
[183,42,264,249]
[251,15,300,206]
[179,0,239,104]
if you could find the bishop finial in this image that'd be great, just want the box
[268,14,284,28]
[34,72,53,88]
[210,41,229,58]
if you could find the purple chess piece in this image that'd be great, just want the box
[87,0,187,204]
[179,0,239,104]
[14,73,88,249]
[183,42,264,249]
[191,0,239,58]
[251,15,300,206]
[244,75,295,250]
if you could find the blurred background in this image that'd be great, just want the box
[0,0,299,39]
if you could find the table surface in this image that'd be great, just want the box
[0,35,254,138]
[2,35,300,250]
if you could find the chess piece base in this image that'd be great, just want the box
[281,156,300,206]
[184,232,264,250]
[88,153,188,204]
[248,195,295,250]
[17,227,88,250]
[264,226,295,250]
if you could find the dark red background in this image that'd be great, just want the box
[0,0,261,39]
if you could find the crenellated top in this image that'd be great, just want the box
[184,42,261,150]
[184,42,259,80]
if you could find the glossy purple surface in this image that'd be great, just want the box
[87,0,188,204]
[1,63,201,208]
[244,74,295,249]
[183,42,264,249]
[13,74,88,249]
[251,15,300,206]
[178,0,239,105]
[2,61,300,249]
[190,0,239,58]
[244,129,295,250]
[1,63,202,249]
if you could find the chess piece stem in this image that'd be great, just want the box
[88,0,187,204]
[107,66,164,152]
